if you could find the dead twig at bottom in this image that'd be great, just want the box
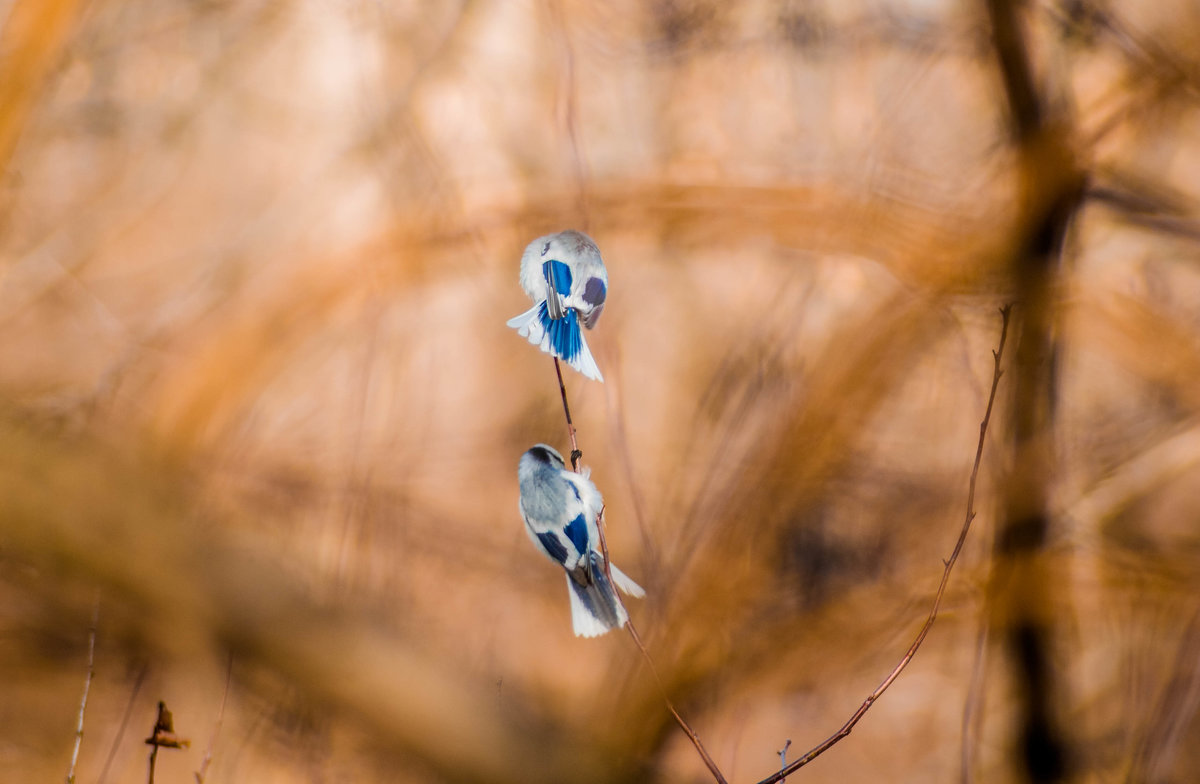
[146,701,189,784]
[66,594,100,784]
[754,305,1012,784]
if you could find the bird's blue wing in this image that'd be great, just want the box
[543,260,573,297]
[536,531,570,565]
[563,514,589,556]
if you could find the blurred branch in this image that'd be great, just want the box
[983,1,1084,781]
[960,618,990,784]
[985,0,1042,142]
[0,0,87,175]
[755,305,1012,784]
[97,663,148,784]
[194,652,233,784]
[1129,603,1200,781]
[1088,3,1200,103]
[1087,184,1200,244]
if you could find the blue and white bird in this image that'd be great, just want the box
[506,230,608,382]
[517,444,644,637]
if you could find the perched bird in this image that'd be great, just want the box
[506,230,609,382]
[517,444,644,637]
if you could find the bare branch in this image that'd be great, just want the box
[754,305,1012,784]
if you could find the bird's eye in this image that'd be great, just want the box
[542,241,552,256]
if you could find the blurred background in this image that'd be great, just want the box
[3,0,1200,782]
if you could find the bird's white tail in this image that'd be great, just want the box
[565,552,643,637]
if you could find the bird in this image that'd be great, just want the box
[517,444,644,637]
[506,230,609,382]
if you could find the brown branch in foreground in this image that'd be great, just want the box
[194,652,234,784]
[66,595,100,784]
[554,362,726,783]
[755,305,1012,784]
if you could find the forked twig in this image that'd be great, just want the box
[755,305,1012,784]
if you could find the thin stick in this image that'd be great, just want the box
[66,595,100,784]
[961,618,991,783]
[754,305,1012,784]
[625,619,729,784]
[97,663,148,784]
[552,357,582,471]
[587,503,728,784]
[195,652,234,784]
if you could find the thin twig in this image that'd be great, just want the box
[625,619,729,784]
[66,595,100,784]
[552,356,582,471]
[97,663,148,784]
[961,615,991,783]
[592,503,727,784]
[195,652,234,784]
[754,305,1012,784]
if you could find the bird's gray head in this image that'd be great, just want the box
[521,443,565,471]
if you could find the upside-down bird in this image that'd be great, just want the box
[517,444,643,636]
[506,230,608,381]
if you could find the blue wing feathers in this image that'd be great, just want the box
[537,304,582,363]
[582,277,606,307]
[536,532,569,565]
[564,514,589,556]
[543,260,573,297]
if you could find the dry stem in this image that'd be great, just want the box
[754,305,1012,784]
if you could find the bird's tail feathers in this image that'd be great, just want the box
[566,572,625,638]
[609,563,645,598]
[566,551,638,637]
[507,302,603,382]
